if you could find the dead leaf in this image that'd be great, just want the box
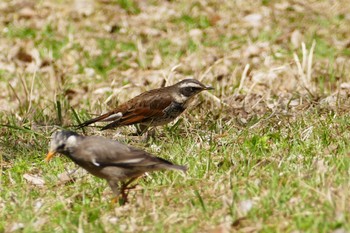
[74,0,94,16]
[238,200,254,215]
[340,83,350,89]
[243,13,262,27]
[18,7,36,19]
[8,222,24,232]
[33,217,47,230]
[56,168,88,186]
[291,30,303,48]
[209,224,231,233]
[332,228,347,233]
[34,200,44,211]
[57,172,77,185]
[189,29,203,43]
[16,49,33,63]
[23,174,45,187]
[314,158,328,174]
[232,217,248,227]
[151,52,162,68]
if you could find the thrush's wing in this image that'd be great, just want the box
[76,136,186,172]
[101,91,174,130]
[77,89,174,129]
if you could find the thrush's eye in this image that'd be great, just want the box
[181,86,198,97]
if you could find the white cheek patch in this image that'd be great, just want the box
[173,93,188,103]
[66,135,77,148]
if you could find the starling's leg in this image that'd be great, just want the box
[107,180,123,204]
[119,177,141,203]
[119,181,131,205]
[120,182,128,203]
[123,177,139,190]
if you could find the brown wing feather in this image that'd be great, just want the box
[77,87,174,129]
[119,114,145,125]
[102,92,174,129]
[118,107,164,125]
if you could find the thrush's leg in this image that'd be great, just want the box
[146,127,157,140]
[139,125,157,142]
[132,124,149,136]
[130,124,153,142]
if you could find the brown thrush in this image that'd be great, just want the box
[77,79,213,134]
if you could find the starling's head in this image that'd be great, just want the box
[45,130,79,162]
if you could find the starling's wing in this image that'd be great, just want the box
[76,136,186,173]
[101,91,174,130]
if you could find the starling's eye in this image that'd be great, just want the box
[57,144,65,150]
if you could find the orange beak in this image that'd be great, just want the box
[45,151,56,162]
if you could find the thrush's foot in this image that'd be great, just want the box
[127,131,152,142]
[129,128,147,137]
[145,129,156,141]
[129,132,144,136]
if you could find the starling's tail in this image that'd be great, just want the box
[167,164,188,174]
[156,157,187,174]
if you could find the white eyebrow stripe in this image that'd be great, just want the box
[102,112,123,122]
[92,158,100,166]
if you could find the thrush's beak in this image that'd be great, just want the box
[205,86,214,90]
[45,151,56,162]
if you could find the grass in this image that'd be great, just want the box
[2,111,350,232]
[1,0,350,232]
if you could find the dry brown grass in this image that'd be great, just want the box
[1,0,350,232]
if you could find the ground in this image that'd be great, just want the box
[1,0,350,232]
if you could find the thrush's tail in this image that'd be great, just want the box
[100,121,121,130]
[76,112,119,129]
